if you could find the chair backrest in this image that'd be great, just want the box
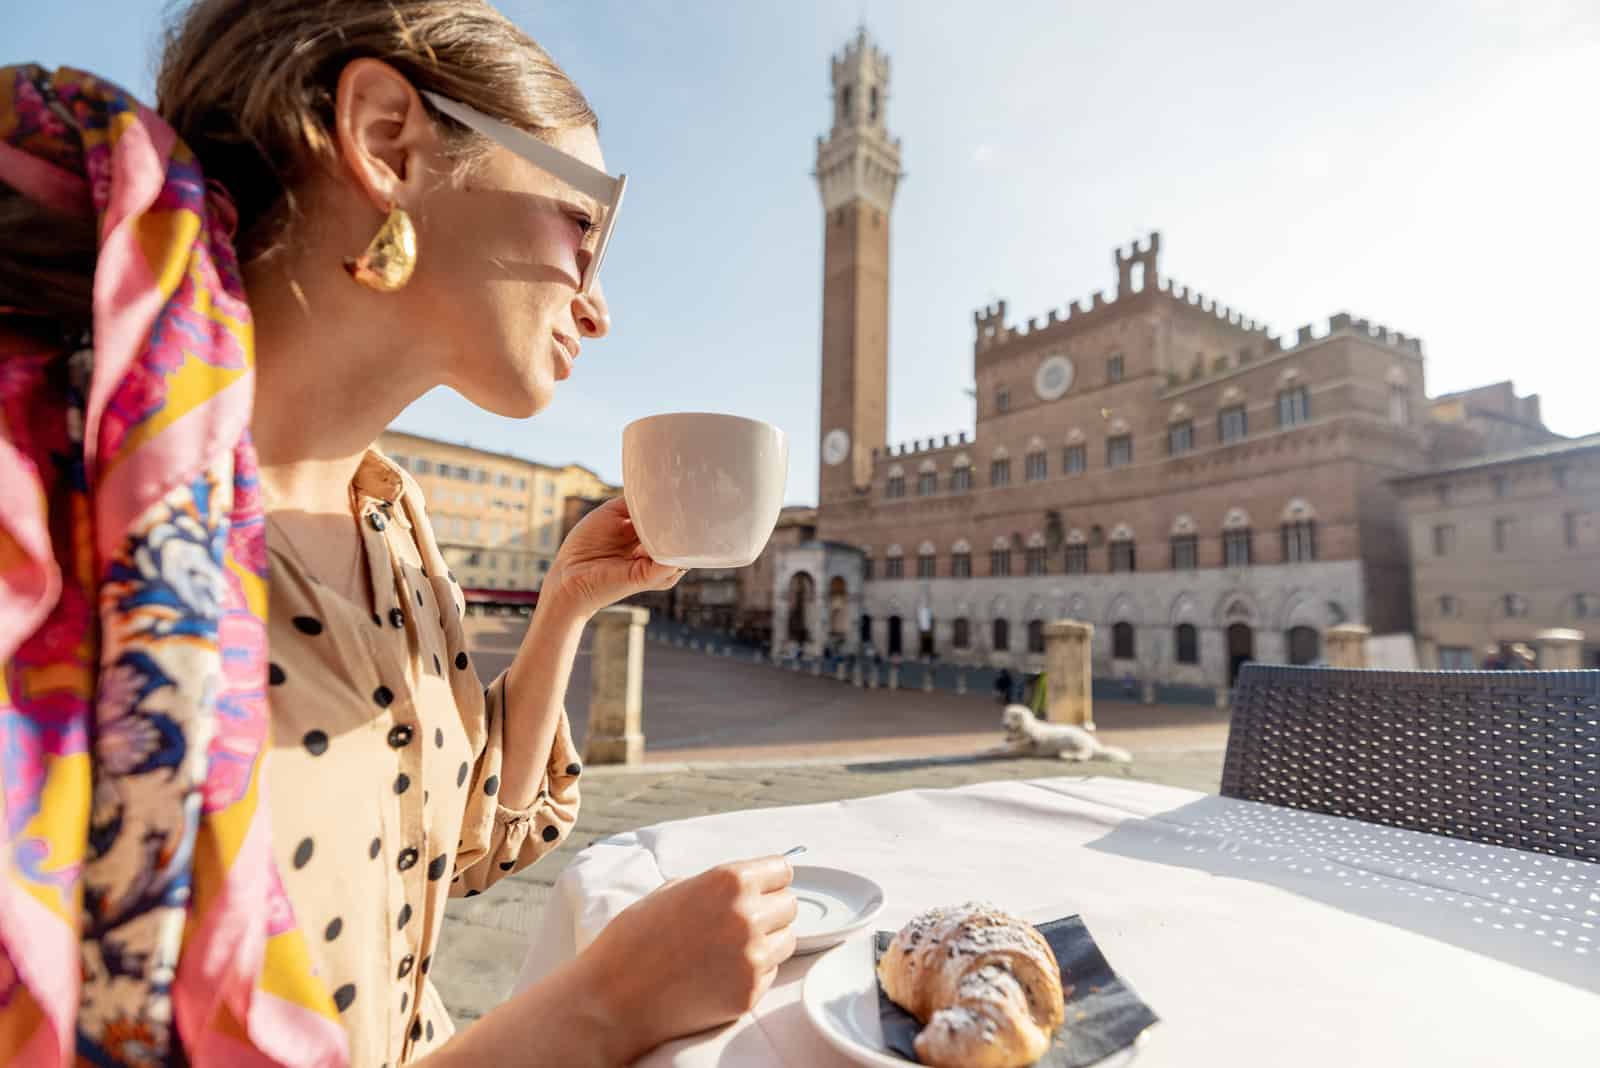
[1223,664,1600,863]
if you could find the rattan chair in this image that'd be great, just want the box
[1222,664,1600,863]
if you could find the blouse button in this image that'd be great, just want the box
[387,724,415,748]
[397,847,419,872]
[389,608,406,628]
[369,512,387,532]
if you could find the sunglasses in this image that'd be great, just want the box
[422,91,626,296]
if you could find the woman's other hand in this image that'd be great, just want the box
[539,497,683,622]
[574,855,799,1060]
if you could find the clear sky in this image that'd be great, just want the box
[11,1,1598,503]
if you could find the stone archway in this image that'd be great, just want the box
[787,572,816,646]
[1288,625,1320,665]
[827,576,849,641]
[1228,623,1255,684]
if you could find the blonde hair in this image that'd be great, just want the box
[157,0,597,260]
[0,1,595,327]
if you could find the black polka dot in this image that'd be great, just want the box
[374,685,394,708]
[389,608,405,629]
[369,837,382,860]
[394,773,411,795]
[268,663,286,686]
[483,775,499,797]
[566,762,582,777]
[292,616,323,636]
[400,991,409,1015]
[410,1019,422,1042]
[454,651,469,670]
[371,612,382,628]
[426,1020,434,1042]
[397,903,412,930]
[303,730,329,756]
[427,854,448,881]
[421,955,431,975]
[499,861,514,871]
[456,762,469,788]
[542,825,560,843]
[432,654,441,675]
[465,889,480,897]
[416,589,424,607]
[424,790,430,805]
[293,837,314,868]
[434,727,444,748]
[325,917,342,941]
[333,983,356,1012]
[398,954,415,979]
[448,571,457,584]
[397,847,418,872]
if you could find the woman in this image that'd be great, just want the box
[0,2,796,1065]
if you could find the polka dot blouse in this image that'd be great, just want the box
[265,451,580,1065]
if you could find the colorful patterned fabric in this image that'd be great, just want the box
[0,66,347,1067]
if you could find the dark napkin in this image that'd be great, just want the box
[873,915,1158,1067]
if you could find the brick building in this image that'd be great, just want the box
[1395,434,1600,670]
[772,29,1562,694]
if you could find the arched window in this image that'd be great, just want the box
[952,618,971,649]
[1112,622,1136,660]
[1027,619,1046,653]
[917,542,938,578]
[992,617,1011,652]
[1175,623,1199,665]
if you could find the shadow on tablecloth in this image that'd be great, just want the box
[1081,793,1600,994]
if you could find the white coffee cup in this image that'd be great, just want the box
[621,412,789,568]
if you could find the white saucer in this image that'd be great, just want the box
[791,866,886,955]
[802,936,1143,1067]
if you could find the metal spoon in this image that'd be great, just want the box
[782,845,808,859]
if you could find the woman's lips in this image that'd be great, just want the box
[553,334,579,380]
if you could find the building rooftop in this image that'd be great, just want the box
[381,427,608,483]
[1394,432,1600,482]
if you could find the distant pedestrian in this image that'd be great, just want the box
[994,667,1014,707]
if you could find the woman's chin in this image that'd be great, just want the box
[461,374,551,420]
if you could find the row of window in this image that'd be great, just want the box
[879,616,1315,665]
[1432,511,1588,555]
[1433,464,1574,507]
[869,522,1319,579]
[392,454,563,497]
[1435,592,1598,620]
[888,388,1315,498]
[449,549,553,574]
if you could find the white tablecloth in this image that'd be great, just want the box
[516,777,1600,1066]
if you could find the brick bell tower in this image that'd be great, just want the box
[814,26,902,507]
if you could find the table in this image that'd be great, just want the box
[516,777,1600,1065]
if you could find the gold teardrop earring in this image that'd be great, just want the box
[343,202,417,292]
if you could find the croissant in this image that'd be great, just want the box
[877,904,1065,1068]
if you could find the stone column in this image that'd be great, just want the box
[1043,620,1094,728]
[1325,624,1371,668]
[1536,628,1585,669]
[583,606,649,765]
[888,664,900,690]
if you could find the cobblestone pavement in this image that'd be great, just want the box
[465,618,1230,762]
[432,746,1225,1030]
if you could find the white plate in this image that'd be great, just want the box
[791,866,886,955]
[802,936,1145,1068]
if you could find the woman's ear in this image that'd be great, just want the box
[332,58,439,212]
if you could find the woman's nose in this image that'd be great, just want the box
[573,280,610,339]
